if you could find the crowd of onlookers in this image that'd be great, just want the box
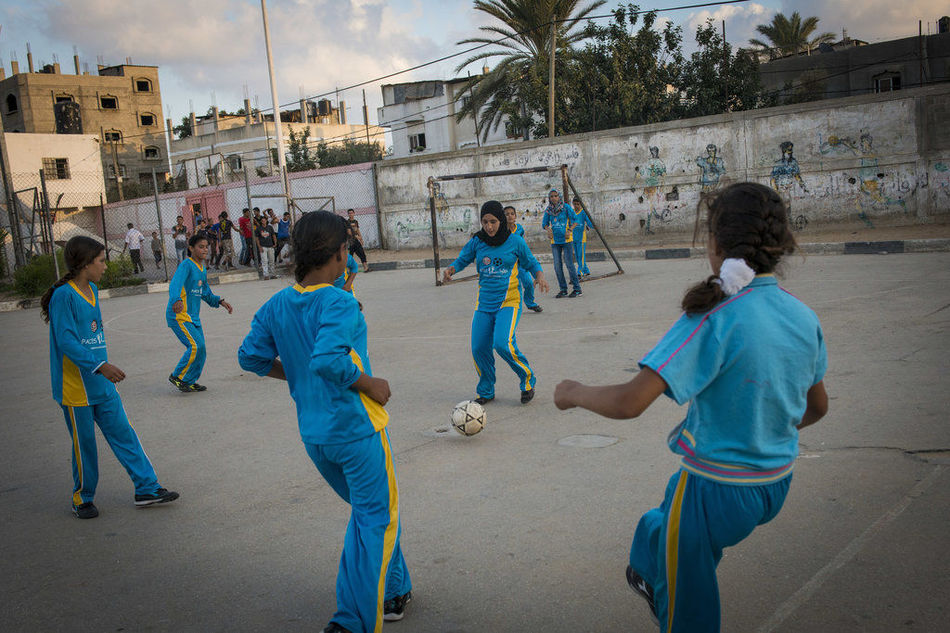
[122,207,372,278]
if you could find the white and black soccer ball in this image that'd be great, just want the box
[451,400,486,436]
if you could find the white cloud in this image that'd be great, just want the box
[784,0,947,43]
[676,2,772,51]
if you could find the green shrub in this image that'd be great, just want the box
[13,251,65,297]
[99,255,141,289]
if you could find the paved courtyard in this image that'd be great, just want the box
[1,252,948,632]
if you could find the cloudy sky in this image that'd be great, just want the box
[0,0,945,131]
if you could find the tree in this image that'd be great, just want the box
[286,128,317,172]
[558,4,683,135]
[454,0,607,141]
[173,115,192,139]
[678,20,776,119]
[749,11,834,59]
[315,139,384,169]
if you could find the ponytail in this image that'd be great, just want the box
[681,275,727,316]
[40,270,77,323]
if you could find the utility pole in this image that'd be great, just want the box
[467,72,481,147]
[549,21,556,138]
[362,89,372,148]
[260,0,291,203]
[110,140,124,201]
[721,20,728,110]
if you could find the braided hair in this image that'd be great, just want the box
[292,210,348,282]
[681,182,797,315]
[40,236,105,323]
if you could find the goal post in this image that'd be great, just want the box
[427,164,623,286]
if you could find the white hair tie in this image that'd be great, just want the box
[714,258,755,295]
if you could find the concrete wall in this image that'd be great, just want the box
[374,84,950,250]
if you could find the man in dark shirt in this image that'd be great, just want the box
[217,212,236,271]
[255,217,277,279]
[346,208,370,272]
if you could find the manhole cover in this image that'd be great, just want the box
[557,434,619,448]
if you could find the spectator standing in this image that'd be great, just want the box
[346,209,370,272]
[150,231,163,269]
[172,217,189,265]
[238,208,253,266]
[276,212,291,263]
[256,215,278,279]
[122,223,146,274]
[205,219,220,271]
[217,212,236,271]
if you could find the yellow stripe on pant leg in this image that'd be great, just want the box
[666,470,689,632]
[69,407,84,507]
[374,430,400,633]
[176,320,198,381]
[505,308,532,387]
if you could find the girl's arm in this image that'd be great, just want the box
[443,239,477,282]
[797,381,828,430]
[169,262,187,312]
[554,367,668,420]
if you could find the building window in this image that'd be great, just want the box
[6,94,17,113]
[135,78,152,92]
[55,94,74,103]
[409,133,426,152]
[42,157,70,180]
[103,130,122,143]
[874,72,901,93]
[108,164,127,179]
[140,113,155,126]
[144,146,160,160]
[100,95,118,110]
[227,154,242,171]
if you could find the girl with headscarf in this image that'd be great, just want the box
[443,201,549,404]
[541,189,582,297]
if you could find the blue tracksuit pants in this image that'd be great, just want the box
[471,306,536,398]
[169,320,206,384]
[305,429,412,633]
[61,395,160,507]
[574,239,590,276]
[629,470,790,633]
[518,268,538,308]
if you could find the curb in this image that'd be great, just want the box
[3,239,949,313]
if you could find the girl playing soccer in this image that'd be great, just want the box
[442,201,549,405]
[541,189,581,298]
[238,211,412,633]
[504,205,543,313]
[167,234,232,393]
[572,196,594,278]
[42,236,179,519]
[554,182,829,632]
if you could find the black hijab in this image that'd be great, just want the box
[474,200,510,247]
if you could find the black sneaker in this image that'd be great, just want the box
[521,389,535,404]
[555,290,568,298]
[135,488,180,507]
[383,591,412,621]
[168,374,183,389]
[527,304,543,312]
[323,623,351,633]
[72,502,99,519]
[473,396,494,405]
[178,382,207,393]
[569,289,582,298]
[626,565,659,625]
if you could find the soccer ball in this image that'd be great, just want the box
[451,400,486,436]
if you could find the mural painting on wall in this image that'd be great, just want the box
[393,207,474,248]
[638,146,672,235]
[770,141,809,231]
[933,162,950,206]
[819,131,907,226]
[488,145,581,170]
[696,144,726,190]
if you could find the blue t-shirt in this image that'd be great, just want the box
[166,257,221,325]
[333,254,359,292]
[450,234,541,313]
[238,283,387,445]
[542,204,577,244]
[48,281,116,406]
[639,275,827,484]
[572,210,594,243]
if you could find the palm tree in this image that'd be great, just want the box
[749,11,835,59]
[453,0,606,140]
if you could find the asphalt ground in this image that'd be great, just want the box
[1,251,948,632]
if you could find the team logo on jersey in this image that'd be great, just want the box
[90,320,98,333]
[493,257,503,266]
[197,280,203,287]
[482,256,491,266]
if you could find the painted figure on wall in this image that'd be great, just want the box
[696,144,725,190]
[854,133,906,224]
[640,146,669,235]
[770,142,807,193]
